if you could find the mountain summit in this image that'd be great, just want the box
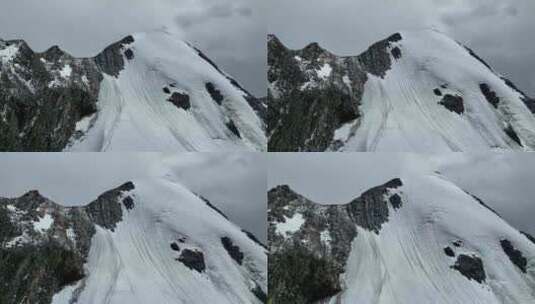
[268,175,535,303]
[268,30,535,152]
[0,178,267,304]
[0,30,266,151]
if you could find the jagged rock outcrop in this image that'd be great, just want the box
[0,182,133,304]
[268,30,535,152]
[268,179,403,303]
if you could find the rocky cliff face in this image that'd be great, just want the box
[268,31,535,152]
[0,38,102,151]
[267,179,404,303]
[0,182,134,304]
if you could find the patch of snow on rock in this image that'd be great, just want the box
[33,213,54,232]
[276,213,305,236]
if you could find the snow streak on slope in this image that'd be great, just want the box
[339,30,535,152]
[332,174,535,304]
[65,31,266,152]
[52,178,266,304]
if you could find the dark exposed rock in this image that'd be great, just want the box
[500,77,535,114]
[500,239,527,273]
[439,94,464,114]
[178,249,206,273]
[466,193,501,217]
[251,283,267,303]
[464,46,493,71]
[359,33,402,78]
[269,244,342,304]
[479,83,500,108]
[0,192,95,304]
[94,35,134,78]
[196,194,229,220]
[205,82,224,105]
[124,49,134,60]
[389,193,402,209]
[226,119,242,138]
[163,87,170,94]
[85,181,134,231]
[521,231,535,245]
[453,240,463,247]
[451,254,486,283]
[505,124,522,146]
[167,92,191,110]
[391,47,402,59]
[122,196,135,210]
[192,46,224,75]
[444,246,455,257]
[434,88,442,96]
[221,236,244,265]
[242,229,267,250]
[170,242,180,251]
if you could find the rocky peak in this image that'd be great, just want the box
[94,35,135,78]
[84,181,135,231]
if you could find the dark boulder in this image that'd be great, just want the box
[439,94,464,114]
[205,82,224,105]
[480,83,500,108]
[389,193,402,209]
[434,88,442,96]
[444,246,455,257]
[170,242,180,251]
[504,124,522,146]
[178,249,206,273]
[500,239,527,273]
[391,47,402,59]
[221,237,244,265]
[226,119,242,138]
[167,92,191,110]
[451,254,486,283]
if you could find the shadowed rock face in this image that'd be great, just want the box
[221,236,244,265]
[0,35,138,151]
[500,239,527,273]
[451,254,486,283]
[269,33,402,151]
[439,94,465,114]
[0,181,138,303]
[268,178,404,304]
[178,249,206,273]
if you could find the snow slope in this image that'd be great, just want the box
[333,174,535,303]
[61,30,266,151]
[48,178,266,304]
[340,30,535,151]
[268,30,535,152]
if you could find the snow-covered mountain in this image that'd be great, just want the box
[268,30,535,152]
[0,30,266,151]
[268,175,535,303]
[0,178,267,304]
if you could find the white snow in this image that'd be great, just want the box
[65,177,266,304]
[59,64,72,78]
[33,213,54,232]
[65,30,266,152]
[317,63,332,79]
[336,29,535,152]
[329,174,535,303]
[0,44,18,63]
[276,213,305,236]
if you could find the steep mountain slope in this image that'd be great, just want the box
[268,175,535,303]
[0,179,267,304]
[268,30,535,152]
[0,30,266,151]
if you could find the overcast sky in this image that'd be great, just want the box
[269,0,535,96]
[268,153,535,236]
[0,153,267,241]
[0,0,266,96]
